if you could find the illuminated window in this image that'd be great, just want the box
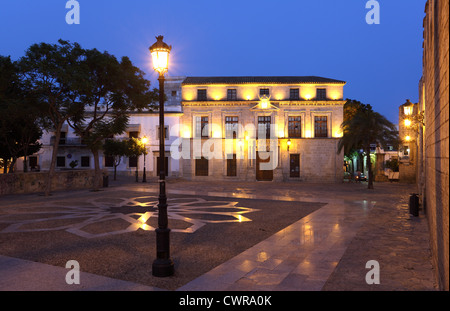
[258,116,271,138]
[227,89,237,100]
[288,116,302,138]
[314,116,328,138]
[197,89,207,101]
[289,88,300,100]
[195,116,209,138]
[260,88,270,96]
[225,116,239,139]
[316,88,327,100]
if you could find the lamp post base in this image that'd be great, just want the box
[152,228,174,277]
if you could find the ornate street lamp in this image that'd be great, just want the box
[141,136,148,183]
[149,35,174,277]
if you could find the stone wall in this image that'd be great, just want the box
[0,170,100,196]
[422,0,449,291]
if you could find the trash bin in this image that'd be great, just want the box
[409,193,419,216]
[103,175,109,188]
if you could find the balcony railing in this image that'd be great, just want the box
[50,136,86,146]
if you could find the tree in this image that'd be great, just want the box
[103,138,147,181]
[19,40,86,195]
[67,48,158,189]
[103,139,128,181]
[0,56,44,173]
[338,103,398,189]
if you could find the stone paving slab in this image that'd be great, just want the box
[0,255,162,291]
[0,179,438,291]
[178,201,372,291]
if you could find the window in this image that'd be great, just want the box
[57,156,66,167]
[227,154,237,176]
[288,116,302,138]
[227,89,237,100]
[59,132,66,145]
[81,156,90,168]
[157,126,169,140]
[316,88,327,100]
[129,131,139,139]
[171,90,177,97]
[290,88,300,100]
[258,116,271,138]
[128,131,139,167]
[225,116,239,139]
[104,156,114,167]
[129,156,137,168]
[29,156,38,171]
[197,89,207,101]
[260,88,270,96]
[195,157,209,176]
[196,116,209,138]
[314,116,328,138]
[403,146,409,156]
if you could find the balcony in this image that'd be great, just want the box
[50,136,87,147]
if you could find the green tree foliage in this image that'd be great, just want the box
[338,102,398,189]
[0,56,43,173]
[19,40,86,194]
[103,138,147,181]
[67,48,158,189]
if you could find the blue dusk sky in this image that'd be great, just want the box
[0,0,426,124]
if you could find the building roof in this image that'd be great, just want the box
[182,76,346,85]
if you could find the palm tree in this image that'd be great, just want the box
[338,104,398,189]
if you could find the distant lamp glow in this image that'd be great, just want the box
[259,95,270,109]
[141,136,148,144]
[183,130,191,138]
[404,119,412,127]
[405,135,411,142]
[149,35,172,74]
[404,106,413,116]
[287,139,292,151]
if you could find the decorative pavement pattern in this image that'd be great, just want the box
[0,196,260,238]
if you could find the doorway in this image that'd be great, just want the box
[256,151,273,181]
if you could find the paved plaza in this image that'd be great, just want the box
[0,178,437,291]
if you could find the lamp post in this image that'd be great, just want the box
[149,35,174,277]
[141,136,148,183]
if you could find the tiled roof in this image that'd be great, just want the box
[182,76,346,85]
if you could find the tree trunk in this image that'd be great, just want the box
[23,154,28,173]
[45,124,62,196]
[367,147,374,189]
[92,148,102,191]
[8,157,17,173]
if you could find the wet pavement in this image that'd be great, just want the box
[0,178,438,291]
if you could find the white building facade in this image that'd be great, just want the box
[178,76,347,183]
[14,76,347,183]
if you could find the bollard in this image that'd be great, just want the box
[409,193,419,216]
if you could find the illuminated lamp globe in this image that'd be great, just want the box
[149,36,172,74]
